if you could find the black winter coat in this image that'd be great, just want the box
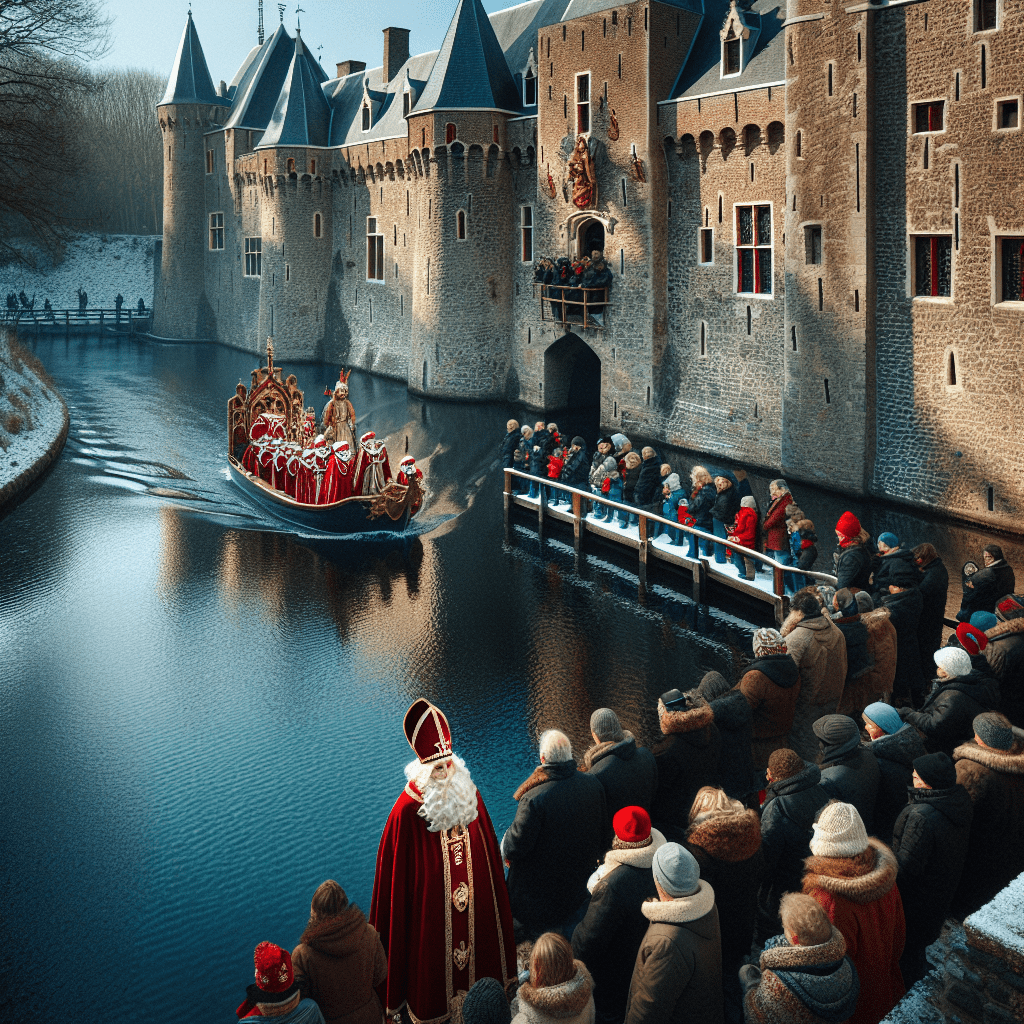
[918,557,950,678]
[818,744,881,835]
[499,429,520,468]
[634,457,663,506]
[622,462,642,503]
[902,670,1000,757]
[572,854,659,1023]
[687,483,717,530]
[869,724,928,845]
[834,615,873,683]
[984,619,1024,725]
[960,561,1016,618]
[835,543,872,591]
[651,704,722,836]
[871,549,917,598]
[582,734,659,845]
[711,485,740,527]
[504,760,608,935]
[757,762,831,939]
[881,587,925,700]
[892,784,973,942]
[707,690,760,801]
[560,447,590,488]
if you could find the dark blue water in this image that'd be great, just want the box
[3,334,1022,1023]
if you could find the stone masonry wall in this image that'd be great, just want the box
[871,0,1024,530]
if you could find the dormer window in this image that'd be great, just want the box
[362,103,370,131]
[403,92,410,117]
[525,68,537,106]
[720,0,760,79]
[725,38,740,75]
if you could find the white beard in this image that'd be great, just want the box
[405,754,479,832]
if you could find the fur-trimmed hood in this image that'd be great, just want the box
[514,759,577,801]
[987,616,1024,639]
[658,697,714,736]
[580,732,637,772]
[516,962,593,1019]
[759,925,846,972]
[297,903,372,956]
[603,827,666,871]
[953,739,1024,775]
[686,809,762,863]
[640,880,716,923]
[781,609,830,636]
[802,838,898,905]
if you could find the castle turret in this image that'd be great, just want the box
[153,13,227,340]
[255,31,333,361]
[407,0,522,399]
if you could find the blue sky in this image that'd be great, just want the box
[94,0,526,80]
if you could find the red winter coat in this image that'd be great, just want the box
[802,840,905,1024]
[762,493,792,551]
[547,455,565,479]
[728,507,758,549]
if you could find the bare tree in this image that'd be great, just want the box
[0,0,111,263]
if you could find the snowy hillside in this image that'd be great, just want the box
[0,234,157,311]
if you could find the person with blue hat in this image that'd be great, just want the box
[862,702,927,845]
[625,843,723,1024]
[870,531,917,601]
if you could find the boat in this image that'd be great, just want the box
[227,339,423,534]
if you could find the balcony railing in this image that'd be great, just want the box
[538,285,610,329]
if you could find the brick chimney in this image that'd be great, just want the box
[336,60,367,79]
[383,27,410,84]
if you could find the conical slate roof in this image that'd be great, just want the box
[415,0,522,114]
[159,12,223,106]
[225,24,298,131]
[257,33,332,148]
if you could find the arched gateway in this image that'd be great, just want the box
[543,332,601,411]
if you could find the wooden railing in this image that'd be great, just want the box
[538,285,611,329]
[504,468,839,625]
[4,307,151,334]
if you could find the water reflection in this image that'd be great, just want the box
[1,332,1022,1022]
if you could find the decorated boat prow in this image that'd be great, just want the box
[227,338,423,534]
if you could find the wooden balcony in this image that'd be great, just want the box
[538,285,610,330]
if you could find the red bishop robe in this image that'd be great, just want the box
[322,453,355,504]
[370,784,515,1024]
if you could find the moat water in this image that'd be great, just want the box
[2,333,1022,1022]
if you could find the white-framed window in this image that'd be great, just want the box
[366,217,384,281]
[576,72,591,135]
[975,0,997,31]
[735,203,773,296]
[996,236,1024,303]
[403,91,411,117]
[209,212,224,250]
[244,237,261,277]
[521,206,533,262]
[699,228,713,264]
[912,100,945,133]
[723,37,741,76]
[912,235,953,297]
[524,68,537,106]
[996,97,1020,130]
[362,103,371,131]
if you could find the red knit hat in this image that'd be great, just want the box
[956,622,988,656]
[612,806,652,847]
[254,942,294,994]
[835,511,861,545]
[404,698,454,764]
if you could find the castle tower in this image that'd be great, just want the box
[406,0,522,399]
[153,13,227,340]
[255,31,333,361]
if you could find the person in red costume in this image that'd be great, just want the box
[370,699,516,1024]
[396,455,422,486]
[322,441,355,503]
[354,432,393,496]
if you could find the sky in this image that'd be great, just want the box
[92,0,528,80]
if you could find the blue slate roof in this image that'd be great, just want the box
[415,0,523,114]
[672,0,785,99]
[159,13,225,107]
[562,0,701,17]
[225,24,326,132]
[489,0,571,78]
[257,33,332,149]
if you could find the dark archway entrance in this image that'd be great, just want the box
[543,332,601,412]
[577,218,606,258]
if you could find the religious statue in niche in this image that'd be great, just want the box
[608,108,619,142]
[567,134,597,209]
[547,167,556,198]
[631,150,647,184]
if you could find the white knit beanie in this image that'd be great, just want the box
[810,802,869,858]
[934,646,972,678]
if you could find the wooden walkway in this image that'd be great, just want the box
[504,469,839,625]
[5,308,152,336]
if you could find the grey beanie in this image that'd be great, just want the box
[740,495,757,508]
[854,590,874,613]
[698,671,731,703]
[591,707,624,742]
[653,842,701,897]
[665,473,681,491]
[813,714,861,759]
[462,977,511,1024]
[611,432,628,448]
[974,712,1016,751]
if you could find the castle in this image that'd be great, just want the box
[154,0,1024,529]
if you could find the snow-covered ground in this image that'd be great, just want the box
[0,330,67,492]
[0,233,157,311]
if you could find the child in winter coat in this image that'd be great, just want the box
[595,456,621,522]
[728,495,760,580]
[787,506,819,585]
[619,451,642,528]
[657,472,687,543]
[545,448,565,505]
